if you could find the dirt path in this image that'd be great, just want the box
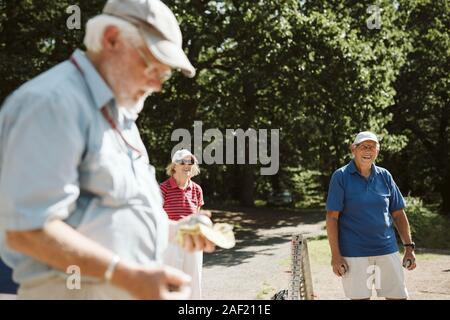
[202,207,450,300]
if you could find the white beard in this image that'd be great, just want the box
[103,59,153,116]
[118,90,153,116]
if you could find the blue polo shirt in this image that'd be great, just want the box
[326,160,405,257]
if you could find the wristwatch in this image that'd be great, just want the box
[403,242,415,250]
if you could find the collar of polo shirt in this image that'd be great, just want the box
[349,159,381,175]
[169,176,192,190]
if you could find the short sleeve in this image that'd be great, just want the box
[386,171,406,212]
[326,170,345,212]
[0,91,84,231]
[159,182,168,203]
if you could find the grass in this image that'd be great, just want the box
[255,281,276,300]
[307,238,331,266]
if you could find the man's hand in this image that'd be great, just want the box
[112,263,192,300]
[326,211,347,277]
[331,255,349,277]
[6,220,193,299]
[402,249,416,271]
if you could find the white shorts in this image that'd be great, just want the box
[341,252,408,299]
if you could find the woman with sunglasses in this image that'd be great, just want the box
[160,149,211,299]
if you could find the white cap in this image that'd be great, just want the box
[171,149,198,163]
[353,131,379,145]
[103,0,196,77]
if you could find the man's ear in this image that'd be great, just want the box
[101,25,121,52]
[350,145,359,158]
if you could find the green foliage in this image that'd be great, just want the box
[139,0,414,205]
[387,0,450,214]
[403,197,450,249]
[288,168,325,208]
[0,0,448,213]
[404,197,432,239]
[0,0,104,103]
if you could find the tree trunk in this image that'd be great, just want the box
[441,172,450,215]
[239,165,255,207]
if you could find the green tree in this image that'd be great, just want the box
[0,0,105,103]
[388,0,450,214]
[1,1,445,210]
[140,0,412,205]
[140,0,302,205]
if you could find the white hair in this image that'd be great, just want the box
[83,14,143,52]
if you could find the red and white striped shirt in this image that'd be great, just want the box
[160,177,204,221]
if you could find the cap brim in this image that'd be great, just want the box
[142,29,196,78]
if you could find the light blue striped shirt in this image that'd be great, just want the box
[0,49,169,286]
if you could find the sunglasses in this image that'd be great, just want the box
[175,159,195,165]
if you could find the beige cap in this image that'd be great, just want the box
[103,0,196,77]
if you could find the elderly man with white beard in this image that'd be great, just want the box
[0,0,215,300]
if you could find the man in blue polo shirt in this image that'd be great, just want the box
[326,131,416,300]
